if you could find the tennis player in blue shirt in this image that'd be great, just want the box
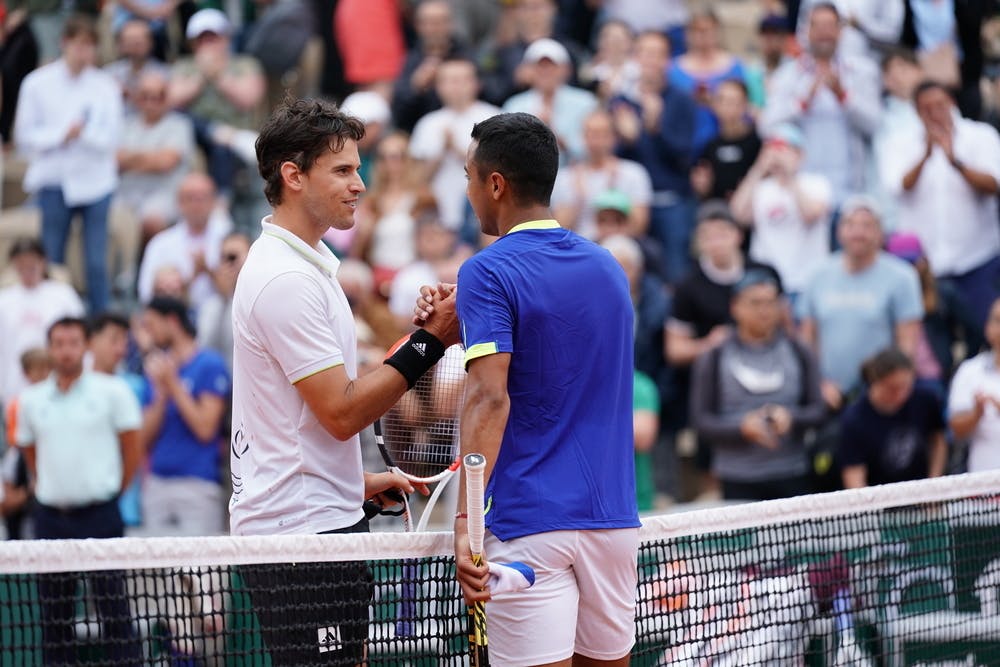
[421,112,640,666]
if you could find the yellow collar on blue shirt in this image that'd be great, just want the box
[506,219,561,235]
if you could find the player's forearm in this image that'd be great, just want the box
[949,409,981,440]
[216,73,264,111]
[118,430,142,492]
[928,432,948,478]
[629,205,650,237]
[902,155,928,191]
[131,149,183,173]
[168,78,204,110]
[456,389,509,515]
[666,330,712,367]
[894,321,921,359]
[168,386,222,444]
[954,163,999,196]
[321,366,411,441]
[140,401,167,451]
[841,465,867,489]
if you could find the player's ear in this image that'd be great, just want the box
[280,161,304,194]
[490,172,505,201]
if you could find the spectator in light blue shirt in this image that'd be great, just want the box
[502,38,598,163]
[15,316,142,665]
[798,195,924,411]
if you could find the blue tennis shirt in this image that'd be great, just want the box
[457,220,640,541]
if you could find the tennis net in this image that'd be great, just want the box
[2,470,1000,665]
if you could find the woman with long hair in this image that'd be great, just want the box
[350,131,433,297]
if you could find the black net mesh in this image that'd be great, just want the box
[2,488,1000,665]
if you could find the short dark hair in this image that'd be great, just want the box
[48,317,90,342]
[146,296,197,338]
[8,237,45,261]
[732,268,782,298]
[62,13,99,43]
[256,97,366,206]
[810,2,841,21]
[716,77,749,98]
[861,347,913,385]
[91,311,131,336]
[881,47,919,73]
[913,79,955,104]
[470,112,559,206]
[697,199,738,227]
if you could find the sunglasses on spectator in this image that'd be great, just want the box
[138,91,167,101]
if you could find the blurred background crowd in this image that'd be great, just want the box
[2,0,1000,540]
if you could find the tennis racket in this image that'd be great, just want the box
[464,452,489,666]
[373,334,466,637]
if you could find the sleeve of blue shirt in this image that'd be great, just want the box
[457,256,514,365]
[195,351,232,399]
[890,261,925,323]
[796,273,819,322]
[138,375,154,409]
[111,377,143,432]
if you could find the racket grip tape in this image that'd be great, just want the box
[464,453,487,555]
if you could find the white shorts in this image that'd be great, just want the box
[483,527,639,666]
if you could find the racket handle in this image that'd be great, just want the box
[464,453,487,556]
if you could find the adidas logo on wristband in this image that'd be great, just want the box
[411,342,427,356]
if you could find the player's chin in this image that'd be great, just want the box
[329,214,357,231]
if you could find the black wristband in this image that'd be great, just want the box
[383,329,447,389]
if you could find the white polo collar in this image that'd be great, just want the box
[260,217,341,277]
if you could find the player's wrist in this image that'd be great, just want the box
[384,329,446,389]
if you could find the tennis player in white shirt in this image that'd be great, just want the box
[230,98,459,665]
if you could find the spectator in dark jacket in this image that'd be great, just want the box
[610,30,697,284]
[391,0,473,133]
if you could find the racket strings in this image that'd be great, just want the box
[381,345,465,480]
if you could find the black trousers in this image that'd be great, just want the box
[33,499,140,666]
[240,517,375,666]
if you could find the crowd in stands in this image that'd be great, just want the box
[2,0,1000,541]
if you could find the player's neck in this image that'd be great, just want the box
[498,205,556,236]
[270,206,325,248]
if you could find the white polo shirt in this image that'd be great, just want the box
[229,218,363,536]
[15,373,141,507]
[881,114,1000,276]
[947,352,1000,473]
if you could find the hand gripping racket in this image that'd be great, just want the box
[374,335,466,637]
[464,452,489,666]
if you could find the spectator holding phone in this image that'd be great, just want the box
[690,270,825,501]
